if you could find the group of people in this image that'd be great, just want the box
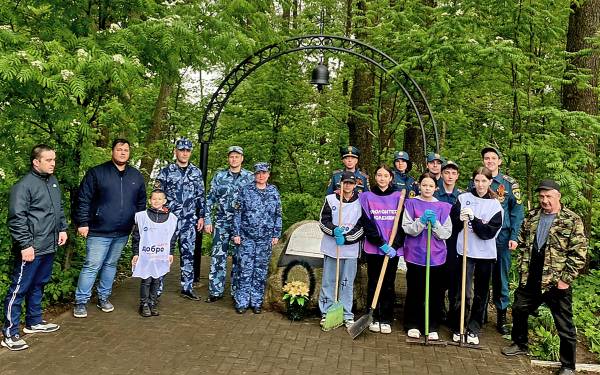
[318,146,587,375]
[2,139,281,351]
[1,140,589,375]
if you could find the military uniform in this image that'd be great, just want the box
[155,140,206,294]
[392,151,416,197]
[326,146,370,195]
[506,179,587,372]
[206,167,254,298]
[233,164,282,311]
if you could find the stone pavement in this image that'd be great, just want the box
[0,257,553,375]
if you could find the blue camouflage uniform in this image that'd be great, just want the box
[468,168,524,311]
[155,142,205,294]
[326,146,370,194]
[233,163,282,310]
[392,151,416,197]
[206,166,254,298]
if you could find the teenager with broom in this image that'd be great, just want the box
[318,172,364,330]
[359,164,405,334]
[448,166,503,345]
[402,172,452,341]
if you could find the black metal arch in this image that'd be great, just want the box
[199,35,439,156]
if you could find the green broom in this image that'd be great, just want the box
[322,182,345,331]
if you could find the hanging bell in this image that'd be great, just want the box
[310,63,330,92]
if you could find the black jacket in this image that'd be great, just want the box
[131,207,178,256]
[359,185,405,249]
[75,161,146,237]
[8,170,68,255]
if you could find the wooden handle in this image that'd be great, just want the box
[370,190,406,310]
[459,220,468,336]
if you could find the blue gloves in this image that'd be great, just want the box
[419,210,436,226]
[379,243,397,258]
[333,226,345,245]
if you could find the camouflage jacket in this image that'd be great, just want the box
[517,207,588,290]
[205,168,254,227]
[233,183,282,240]
[155,163,205,223]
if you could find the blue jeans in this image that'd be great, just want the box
[75,235,129,304]
[319,255,357,321]
[3,253,55,337]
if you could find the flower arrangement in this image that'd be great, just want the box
[282,280,309,306]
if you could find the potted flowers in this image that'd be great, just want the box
[282,280,309,321]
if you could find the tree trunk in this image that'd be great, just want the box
[562,0,599,237]
[139,77,174,178]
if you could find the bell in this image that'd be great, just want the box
[310,63,330,92]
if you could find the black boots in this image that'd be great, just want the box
[497,309,510,335]
[139,304,151,318]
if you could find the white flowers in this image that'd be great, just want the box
[77,48,89,59]
[108,23,121,33]
[468,39,479,44]
[0,25,11,31]
[455,9,464,16]
[31,60,43,70]
[61,70,74,80]
[441,36,448,41]
[70,119,81,126]
[17,51,28,59]
[112,54,125,64]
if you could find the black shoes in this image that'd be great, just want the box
[252,307,262,314]
[497,309,510,335]
[236,307,247,314]
[150,305,160,316]
[139,304,151,318]
[181,289,200,301]
[205,295,223,303]
[557,367,576,375]
[501,343,528,356]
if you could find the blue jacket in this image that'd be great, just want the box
[233,184,282,240]
[75,161,146,237]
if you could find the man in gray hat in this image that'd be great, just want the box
[155,137,206,301]
[204,146,254,303]
[502,179,587,375]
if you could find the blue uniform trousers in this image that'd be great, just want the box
[208,225,238,297]
[234,238,272,309]
[177,223,197,292]
[492,229,511,311]
[3,253,54,337]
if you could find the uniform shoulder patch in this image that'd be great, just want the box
[502,174,516,184]
[358,170,369,178]
[332,169,343,174]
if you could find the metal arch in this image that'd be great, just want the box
[199,35,439,156]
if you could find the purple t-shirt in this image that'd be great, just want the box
[359,191,403,255]
[403,198,451,266]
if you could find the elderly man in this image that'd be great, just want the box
[204,146,254,303]
[502,180,587,375]
[2,144,67,351]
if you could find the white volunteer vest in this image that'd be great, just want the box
[456,192,503,259]
[320,195,362,259]
[132,211,178,278]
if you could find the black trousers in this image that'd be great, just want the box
[448,257,493,334]
[511,286,577,370]
[404,262,444,333]
[365,253,399,324]
[140,277,160,306]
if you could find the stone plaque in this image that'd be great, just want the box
[284,221,324,259]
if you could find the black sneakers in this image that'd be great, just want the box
[501,343,528,356]
[181,289,200,301]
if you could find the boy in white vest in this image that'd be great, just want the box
[131,189,178,317]
[318,171,365,328]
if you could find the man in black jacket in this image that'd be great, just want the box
[73,139,146,318]
[2,144,68,351]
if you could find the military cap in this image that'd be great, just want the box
[175,138,193,150]
[340,146,360,159]
[341,171,357,184]
[441,160,459,171]
[535,179,560,193]
[426,152,444,163]
[254,162,270,173]
[393,151,413,172]
[481,146,502,158]
[228,145,244,155]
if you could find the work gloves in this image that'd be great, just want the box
[379,243,397,258]
[333,226,345,245]
[460,208,474,222]
[419,209,437,226]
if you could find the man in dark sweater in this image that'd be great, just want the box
[73,139,146,318]
[2,144,68,351]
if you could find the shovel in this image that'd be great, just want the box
[347,190,406,339]
[321,182,345,331]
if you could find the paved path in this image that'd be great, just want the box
[0,257,553,374]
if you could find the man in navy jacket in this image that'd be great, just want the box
[73,139,146,318]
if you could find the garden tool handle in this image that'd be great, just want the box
[371,190,406,309]
[459,220,468,337]
[425,221,432,336]
[334,182,344,303]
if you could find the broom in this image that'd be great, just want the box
[348,189,406,339]
[321,182,345,331]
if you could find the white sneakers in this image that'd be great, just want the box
[452,333,461,342]
[407,328,421,338]
[467,332,480,345]
[380,324,392,334]
[368,321,380,332]
[428,332,439,341]
[344,319,355,328]
[369,321,392,334]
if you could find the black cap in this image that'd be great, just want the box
[481,146,501,158]
[535,179,560,193]
[341,171,357,183]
